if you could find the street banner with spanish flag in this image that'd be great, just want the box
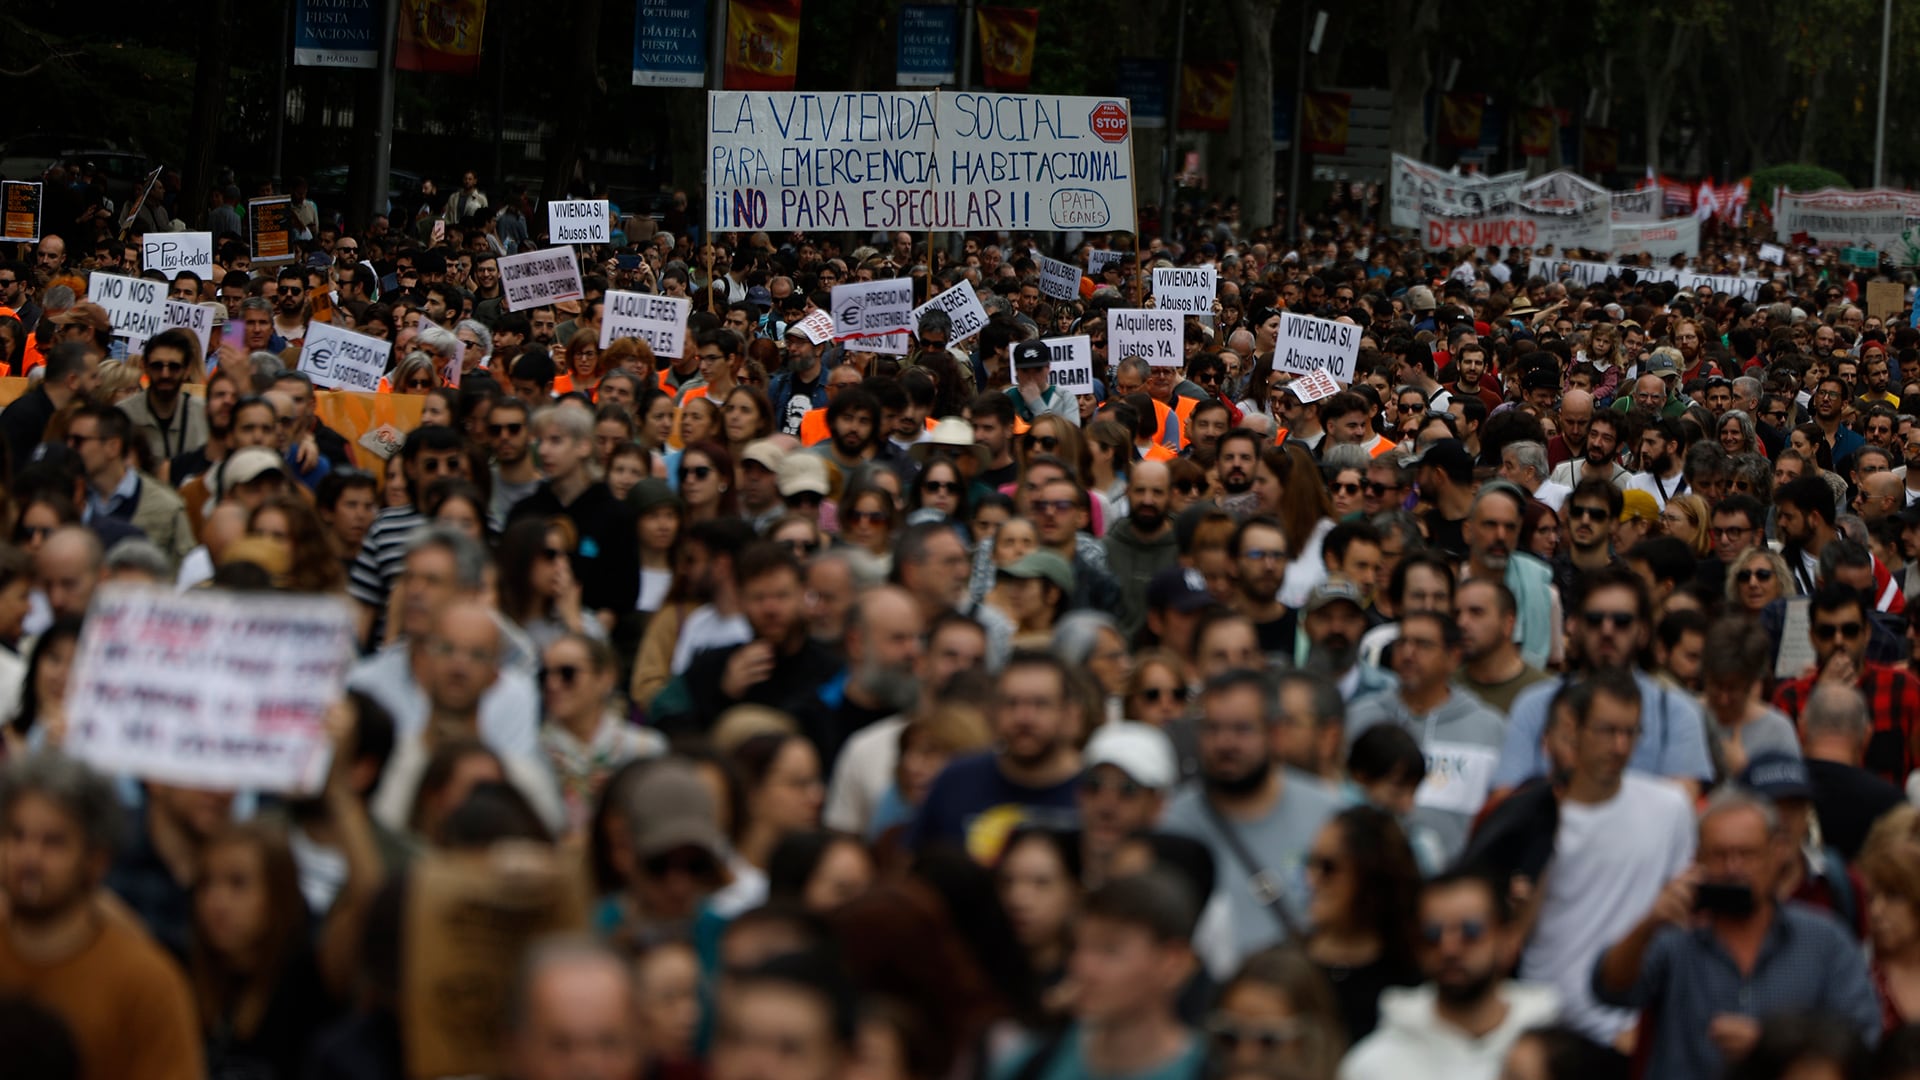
[395,0,487,74]
[1583,126,1619,174]
[724,0,802,90]
[1517,108,1555,157]
[1437,92,1483,149]
[1178,62,1236,132]
[1301,92,1351,155]
[976,8,1038,89]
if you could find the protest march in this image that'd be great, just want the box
[15,5,1920,1080]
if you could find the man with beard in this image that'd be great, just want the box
[271,266,308,349]
[1554,477,1621,605]
[0,754,203,1079]
[677,544,843,742]
[1075,721,1178,887]
[1414,440,1476,561]
[1775,475,1841,596]
[1627,417,1689,509]
[1549,410,1630,489]
[1671,318,1718,382]
[117,329,207,464]
[1454,579,1552,715]
[1229,515,1291,651]
[1106,461,1179,640]
[1444,340,1503,413]
[486,397,540,530]
[1302,578,1395,701]
[794,585,924,771]
[1464,483,1556,670]
[1213,428,1263,523]
[909,651,1084,855]
[1161,668,1343,963]
[1342,870,1560,1079]
[812,386,882,478]
[1809,374,1866,466]
[1491,566,1713,795]
[1595,791,1880,1077]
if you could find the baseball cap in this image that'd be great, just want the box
[999,549,1074,594]
[1146,566,1212,613]
[776,453,829,498]
[223,447,288,488]
[1740,752,1813,801]
[1619,489,1660,523]
[740,438,787,473]
[628,478,682,516]
[1406,285,1437,312]
[624,760,732,862]
[1084,722,1178,790]
[1415,439,1475,485]
[1012,340,1051,370]
[1306,577,1367,615]
[1644,348,1683,377]
[747,285,774,310]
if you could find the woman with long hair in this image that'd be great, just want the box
[1123,648,1190,727]
[1719,409,1760,458]
[995,827,1083,995]
[1054,611,1132,725]
[1084,419,1133,517]
[1272,443,1338,605]
[840,477,900,566]
[1019,414,1091,490]
[1860,806,1920,1031]
[635,387,678,463]
[246,495,347,594]
[592,403,636,470]
[3,617,80,755]
[678,394,721,449]
[419,386,458,428]
[1659,493,1712,557]
[720,384,775,459]
[1790,422,1836,475]
[423,478,490,544]
[728,731,825,871]
[390,352,439,395]
[497,517,604,653]
[677,439,737,523]
[1206,946,1347,1080]
[559,328,607,398]
[906,455,969,528]
[604,441,651,502]
[766,829,875,914]
[1726,545,1792,616]
[1301,804,1424,1042]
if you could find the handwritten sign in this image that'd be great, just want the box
[912,281,990,344]
[831,278,915,347]
[299,320,392,392]
[87,272,166,347]
[793,308,836,345]
[1043,334,1093,392]
[1287,368,1341,403]
[142,231,214,276]
[64,586,358,794]
[601,291,692,357]
[1088,248,1126,277]
[1037,254,1081,301]
[1152,265,1216,313]
[547,199,611,244]
[248,196,295,264]
[1867,280,1905,322]
[1759,243,1786,265]
[162,300,215,361]
[1,181,40,243]
[706,91,1135,232]
[498,247,585,311]
[1275,312,1360,384]
[1109,308,1181,367]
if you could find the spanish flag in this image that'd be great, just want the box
[1518,108,1555,157]
[1178,62,1236,132]
[976,7,1038,89]
[1438,92,1483,149]
[1583,127,1619,174]
[396,0,487,74]
[725,0,803,91]
[1301,92,1350,155]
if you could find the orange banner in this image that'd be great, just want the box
[1518,108,1555,157]
[1583,126,1619,174]
[1178,62,1236,132]
[396,0,487,74]
[724,0,802,90]
[1438,92,1483,149]
[1301,92,1351,156]
[976,7,1038,90]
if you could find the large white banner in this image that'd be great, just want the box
[1528,258,1770,301]
[1422,170,1611,253]
[1390,153,1524,231]
[1775,188,1920,259]
[1609,217,1701,260]
[706,91,1136,232]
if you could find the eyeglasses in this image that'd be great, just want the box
[1420,919,1489,945]
[1138,685,1188,704]
[1712,526,1753,540]
[847,509,889,525]
[1567,505,1611,522]
[488,422,524,436]
[1240,547,1286,562]
[644,849,720,880]
[1023,434,1059,453]
[1580,610,1636,629]
[1030,498,1076,516]
[684,465,715,481]
[540,663,581,685]
[1078,774,1146,798]
[921,479,961,495]
[1813,621,1865,640]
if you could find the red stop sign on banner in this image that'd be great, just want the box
[1090,102,1130,143]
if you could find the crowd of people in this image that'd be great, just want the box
[4,164,1920,1080]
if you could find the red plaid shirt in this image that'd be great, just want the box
[1773,661,1918,783]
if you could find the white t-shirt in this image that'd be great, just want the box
[637,568,673,613]
[671,604,752,674]
[1520,772,1695,1043]
[1625,470,1688,510]
[1531,479,1573,512]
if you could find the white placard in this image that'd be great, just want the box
[1152,265,1216,313]
[1109,308,1182,367]
[912,281,990,345]
[831,278,916,343]
[547,199,611,244]
[161,300,215,361]
[794,308,835,345]
[498,247,585,311]
[1759,243,1786,265]
[1043,335,1093,392]
[141,231,213,276]
[1287,368,1342,403]
[298,320,392,392]
[1089,249,1126,276]
[64,586,358,795]
[1609,217,1701,260]
[1275,312,1360,384]
[1038,254,1082,301]
[1776,596,1815,679]
[601,291,692,358]
[707,92,1135,232]
[87,271,165,346]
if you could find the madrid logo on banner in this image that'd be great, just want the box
[976,7,1038,89]
[293,0,380,68]
[396,0,487,74]
[725,0,802,90]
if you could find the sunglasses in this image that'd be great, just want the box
[1306,855,1342,878]
[1421,919,1489,945]
[1734,568,1775,585]
[1174,481,1202,495]
[405,379,435,390]
[1567,505,1612,522]
[538,546,567,561]
[1364,481,1400,496]
[1078,774,1146,798]
[921,479,961,495]
[540,663,582,685]
[644,849,720,880]
[1030,498,1076,516]
[781,539,821,557]
[1138,685,1188,704]
[786,491,823,506]
[848,509,889,525]
[1580,611,1636,629]
[1814,621,1865,640]
[1330,481,1362,495]
[684,465,715,481]
[488,422,524,436]
[1023,434,1060,453]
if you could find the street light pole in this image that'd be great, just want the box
[1874,0,1892,188]
[1161,0,1188,243]
[371,0,398,226]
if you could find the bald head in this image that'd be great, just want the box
[1865,471,1904,509]
[1560,388,1593,417]
[1127,460,1172,532]
[1227,329,1257,357]
[508,937,642,1080]
[848,585,925,710]
[39,526,102,621]
[421,599,502,716]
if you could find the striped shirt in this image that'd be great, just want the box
[348,506,425,641]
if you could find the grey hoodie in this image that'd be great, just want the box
[1340,982,1561,1080]
[1345,687,1506,861]
[1102,517,1179,640]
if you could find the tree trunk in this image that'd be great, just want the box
[1229,0,1277,228]
[1385,0,1438,160]
[544,0,604,202]
[181,0,234,224]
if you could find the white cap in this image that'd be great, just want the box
[1083,722,1178,790]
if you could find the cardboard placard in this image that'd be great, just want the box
[1,181,41,243]
[1287,368,1342,403]
[547,199,611,244]
[1866,280,1905,322]
[912,281,990,344]
[497,247,585,311]
[1152,265,1216,313]
[1088,248,1126,277]
[831,278,915,344]
[1274,311,1360,384]
[298,320,392,392]
[600,291,692,358]
[793,308,835,345]
[1108,308,1182,367]
[1037,254,1082,301]
[1043,334,1093,392]
[142,231,214,276]
[161,300,215,361]
[87,272,166,347]
[248,196,295,264]
[64,586,357,794]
